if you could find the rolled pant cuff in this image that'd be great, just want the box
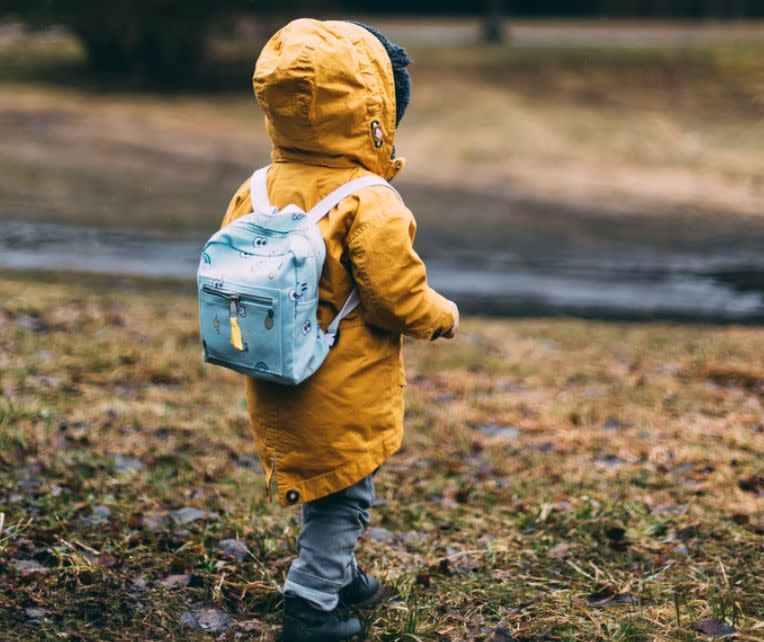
[284,577,339,612]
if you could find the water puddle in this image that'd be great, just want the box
[2,219,763,322]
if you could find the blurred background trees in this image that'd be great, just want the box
[2,0,762,82]
[2,0,319,80]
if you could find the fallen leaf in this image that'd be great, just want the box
[587,588,639,607]
[438,555,482,575]
[237,618,274,639]
[738,475,764,494]
[490,627,517,642]
[605,526,626,542]
[691,617,735,638]
[415,570,431,588]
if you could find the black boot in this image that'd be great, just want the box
[282,594,363,642]
[339,568,386,609]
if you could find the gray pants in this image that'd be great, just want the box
[283,472,376,611]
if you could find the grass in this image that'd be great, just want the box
[0,270,762,640]
[0,25,763,238]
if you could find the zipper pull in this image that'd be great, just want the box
[229,298,244,351]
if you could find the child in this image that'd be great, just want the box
[221,19,459,641]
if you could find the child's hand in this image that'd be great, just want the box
[443,301,460,339]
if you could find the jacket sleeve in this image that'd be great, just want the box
[221,180,253,228]
[347,186,456,341]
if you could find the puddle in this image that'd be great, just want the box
[2,218,764,322]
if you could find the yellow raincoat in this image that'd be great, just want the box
[222,19,455,505]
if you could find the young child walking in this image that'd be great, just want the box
[221,19,459,641]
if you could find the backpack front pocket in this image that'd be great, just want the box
[199,284,283,377]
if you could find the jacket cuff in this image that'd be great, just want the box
[424,289,456,341]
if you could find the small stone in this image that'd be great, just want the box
[235,455,261,471]
[142,511,171,531]
[170,507,205,525]
[496,381,527,393]
[603,417,633,430]
[654,504,686,516]
[594,454,626,468]
[181,608,233,634]
[92,505,111,519]
[478,424,520,440]
[25,607,48,621]
[131,577,147,591]
[366,527,396,543]
[490,628,517,642]
[83,504,111,526]
[12,560,50,577]
[180,612,198,629]
[157,574,191,590]
[548,542,570,559]
[218,539,250,563]
[16,313,47,332]
[113,454,144,473]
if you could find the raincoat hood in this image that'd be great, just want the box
[253,19,405,181]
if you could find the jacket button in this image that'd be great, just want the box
[285,489,300,504]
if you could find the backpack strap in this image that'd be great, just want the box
[249,166,272,213]
[307,174,400,347]
[249,165,400,347]
[306,175,399,223]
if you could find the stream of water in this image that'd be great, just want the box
[2,219,763,322]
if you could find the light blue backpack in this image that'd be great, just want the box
[197,165,396,385]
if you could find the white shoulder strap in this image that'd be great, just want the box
[247,165,400,347]
[249,166,272,213]
[307,174,398,223]
[309,175,400,346]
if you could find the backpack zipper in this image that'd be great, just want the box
[202,285,274,352]
[202,284,273,307]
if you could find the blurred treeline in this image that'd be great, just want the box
[2,0,762,82]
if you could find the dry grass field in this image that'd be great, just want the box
[0,272,762,640]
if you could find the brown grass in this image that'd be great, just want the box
[0,270,762,640]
